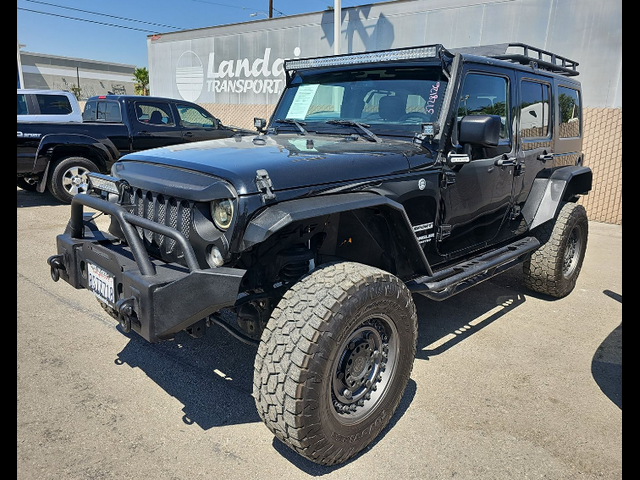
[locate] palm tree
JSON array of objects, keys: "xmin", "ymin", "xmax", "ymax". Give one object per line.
[{"xmin": 133, "ymin": 67, "xmax": 149, "ymax": 96}]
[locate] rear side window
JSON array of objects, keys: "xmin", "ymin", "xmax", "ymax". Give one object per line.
[
  {"xmin": 36, "ymin": 94, "xmax": 73, "ymax": 115},
  {"xmin": 135, "ymin": 102, "xmax": 175, "ymax": 126},
  {"xmin": 17, "ymin": 94, "xmax": 28, "ymax": 115},
  {"xmin": 558, "ymin": 86, "xmax": 581, "ymax": 138},
  {"xmin": 520, "ymin": 80, "xmax": 551, "ymax": 139}
]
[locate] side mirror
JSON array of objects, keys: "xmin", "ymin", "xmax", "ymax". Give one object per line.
[
  {"xmin": 254, "ymin": 117, "xmax": 267, "ymax": 133},
  {"xmin": 459, "ymin": 115, "xmax": 501, "ymax": 147}
]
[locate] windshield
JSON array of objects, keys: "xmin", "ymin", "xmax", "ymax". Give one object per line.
[{"xmin": 272, "ymin": 65, "xmax": 447, "ymax": 136}]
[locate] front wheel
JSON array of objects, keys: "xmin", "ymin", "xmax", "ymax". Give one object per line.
[
  {"xmin": 523, "ymin": 202, "xmax": 588, "ymax": 298},
  {"xmin": 253, "ymin": 262, "xmax": 417, "ymax": 465},
  {"xmin": 47, "ymin": 156, "xmax": 99, "ymax": 204}
]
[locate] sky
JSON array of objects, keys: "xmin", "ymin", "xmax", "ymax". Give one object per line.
[{"xmin": 17, "ymin": 0, "xmax": 393, "ymax": 68}]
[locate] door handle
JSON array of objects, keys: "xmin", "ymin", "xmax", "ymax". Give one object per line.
[
  {"xmin": 537, "ymin": 153, "xmax": 554, "ymax": 162},
  {"xmin": 184, "ymin": 131, "xmax": 193, "ymax": 137},
  {"xmin": 494, "ymin": 156, "xmax": 517, "ymax": 167}
]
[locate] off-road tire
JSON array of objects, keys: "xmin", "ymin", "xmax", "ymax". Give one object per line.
[
  {"xmin": 253, "ymin": 262, "xmax": 417, "ymax": 465},
  {"xmin": 523, "ymin": 202, "xmax": 588, "ymax": 298},
  {"xmin": 48, "ymin": 156, "xmax": 99, "ymax": 204}
]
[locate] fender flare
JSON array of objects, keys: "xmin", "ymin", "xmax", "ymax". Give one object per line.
[
  {"xmin": 240, "ymin": 192, "xmax": 433, "ymax": 277},
  {"xmin": 523, "ymin": 166, "xmax": 592, "ymax": 230},
  {"xmin": 36, "ymin": 133, "xmax": 119, "ymax": 172}
]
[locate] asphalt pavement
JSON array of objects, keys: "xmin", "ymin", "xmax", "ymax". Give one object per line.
[{"xmin": 17, "ymin": 187, "xmax": 622, "ymax": 479}]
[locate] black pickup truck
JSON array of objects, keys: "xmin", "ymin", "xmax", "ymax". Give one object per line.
[{"xmin": 17, "ymin": 94, "xmax": 252, "ymax": 203}]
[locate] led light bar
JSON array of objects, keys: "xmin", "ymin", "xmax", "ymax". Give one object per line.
[
  {"xmin": 88, "ymin": 172, "xmax": 122, "ymax": 195},
  {"xmin": 285, "ymin": 45, "xmax": 440, "ymax": 71}
]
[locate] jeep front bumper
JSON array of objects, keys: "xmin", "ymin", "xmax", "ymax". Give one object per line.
[{"xmin": 48, "ymin": 193, "xmax": 246, "ymax": 343}]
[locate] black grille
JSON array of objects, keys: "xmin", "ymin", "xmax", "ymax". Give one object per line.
[{"xmin": 131, "ymin": 188, "xmax": 193, "ymax": 257}]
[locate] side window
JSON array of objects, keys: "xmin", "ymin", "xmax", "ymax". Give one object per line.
[
  {"xmin": 135, "ymin": 103, "xmax": 175, "ymax": 126},
  {"xmin": 177, "ymin": 105, "xmax": 216, "ymax": 128},
  {"xmin": 520, "ymin": 80, "xmax": 551, "ymax": 139},
  {"xmin": 96, "ymin": 101, "xmax": 122, "ymax": 122},
  {"xmin": 36, "ymin": 94, "xmax": 73, "ymax": 115},
  {"xmin": 457, "ymin": 73, "xmax": 509, "ymax": 140},
  {"xmin": 558, "ymin": 86, "xmax": 581, "ymax": 138},
  {"xmin": 17, "ymin": 94, "xmax": 28, "ymax": 115}
]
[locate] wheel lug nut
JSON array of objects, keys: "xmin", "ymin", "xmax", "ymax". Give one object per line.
[{"xmin": 343, "ymin": 389, "xmax": 352, "ymax": 399}]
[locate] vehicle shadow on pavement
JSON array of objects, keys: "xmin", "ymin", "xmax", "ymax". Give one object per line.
[
  {"xmin": 413, "ymin": 266, "xmax": 527, "ymax": 362},
  {"xmin": 113, "ymin": 315, "xmax": 262, "ymax": 429},
  {"xmin": 591, "ymin": 287, "xmax": 622, "ymax": 410},
  {"xmin": 17, "ymin": 187, "xmax": 64, "ymax": 207}
]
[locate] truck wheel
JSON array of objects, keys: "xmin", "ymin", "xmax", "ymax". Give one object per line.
[
  {"xmin": 523, "ymin": 202, "xmax": 588, "ymax": 298},
  {"xmin": 253, "ymin": 262, "xmax": 417, "ymax": 465},
  {"xmin": 48, "ymin": 156, "xmax": 99, "ymax": 204}
]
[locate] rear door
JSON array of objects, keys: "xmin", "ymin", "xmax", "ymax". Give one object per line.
[
  {"xmin": 130, "ymin": 100, "xmax": 184, "ymax": 151},
  {"xmin": 512, "ymin": 72, "xmax": 554, "ymax": 213}
]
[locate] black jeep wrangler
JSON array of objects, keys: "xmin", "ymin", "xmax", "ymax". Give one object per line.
[{"xmin": 48, "ymin": 43, "xmax": 591, "ymax": 465}]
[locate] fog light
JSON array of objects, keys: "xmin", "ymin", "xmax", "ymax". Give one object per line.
[{"xmin": 207, "ymin": 246, "xmax": 225, "ymax": 267}]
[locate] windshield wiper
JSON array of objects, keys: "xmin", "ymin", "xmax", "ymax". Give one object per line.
[
  {"xmin": 325, "ymin": 120, "xmax": 382, "ymax": 143},
  {"xmin": 274, "ymin": 118, "xmax": 308, "ymax": 135}
]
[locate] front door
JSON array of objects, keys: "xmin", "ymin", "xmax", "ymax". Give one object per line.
[{"xmin": 437, "ymin": 67, "xmax": 517, "ymax": 258}]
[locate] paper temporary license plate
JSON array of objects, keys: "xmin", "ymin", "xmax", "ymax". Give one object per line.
[{"xmin": 87, "ymin": 262, "xmax": 115, "ymax": 306}]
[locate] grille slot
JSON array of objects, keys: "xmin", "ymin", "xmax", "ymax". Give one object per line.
[{"xmin": 131, "ymin": 189, "xmax": 193, "ymax": 257}]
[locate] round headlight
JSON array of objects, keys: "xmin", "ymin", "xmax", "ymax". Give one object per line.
[{"xmin": 211, "ymin": 199, "xmax": 234, "ymax": 230}]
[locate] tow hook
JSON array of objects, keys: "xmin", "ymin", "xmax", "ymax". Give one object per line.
[
  {"xmin": 115, "ymin": 297, "xmax": 136, "ymax": 333},
  {"xmin": 47, "ymin": 255, "xmax": 66, "ymax": 282}
]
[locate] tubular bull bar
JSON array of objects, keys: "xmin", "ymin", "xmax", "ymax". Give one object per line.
[{"xmin": 47, "ymin": 193, "xmax": 246, "ymax": 343}]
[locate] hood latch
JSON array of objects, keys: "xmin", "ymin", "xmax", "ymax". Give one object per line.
[{"xmin": 255, "ymin": 169, "xmax": 276, "ymax": 203}]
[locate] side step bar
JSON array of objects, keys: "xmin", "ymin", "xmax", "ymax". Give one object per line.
[{"xmin": 406, "ymin": 236, "xmax": 540, "ymax": 301}]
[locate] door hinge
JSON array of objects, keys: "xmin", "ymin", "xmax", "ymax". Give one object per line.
[
  {"xmin": 510, "ymin": 205, "xmax": 521, "ymax": 220},
  {"xmin": 440, "ymin": 171, "xmax": 456, "ymax": 188},
  {"xmin": 437, "ymin": 224, "xmax": 452, "ymax": 241},
  {"xmin": 255, "ymin": 169, "xmax": 276, "ymax": 203}
]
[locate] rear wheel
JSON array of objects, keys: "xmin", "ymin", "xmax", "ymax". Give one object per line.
[
  {"xmin": 523, "ymin": 202, "xmax": 588, "ymax": 298},
  {"xmin": 48, "ymin": 156, "xmax": 99, "ymax": 204},
  {"xmin": 253, "ymin": 262, "xmax": 417, "ymax": 465}
]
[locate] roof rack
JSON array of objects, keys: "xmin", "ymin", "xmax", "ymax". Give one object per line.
[{"xmin": 453, "ymin": 43, "xmax": 579, "ymax": 76}]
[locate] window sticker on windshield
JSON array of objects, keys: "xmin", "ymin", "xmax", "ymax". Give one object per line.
[{"xmin": 286, "ymin": 84, "xmax": 319, "ymax": 119}]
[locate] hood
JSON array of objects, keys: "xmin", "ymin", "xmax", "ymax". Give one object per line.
[{"xmin": 118, "ymin": 134, "xmax": 426, "ymax": 195}]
